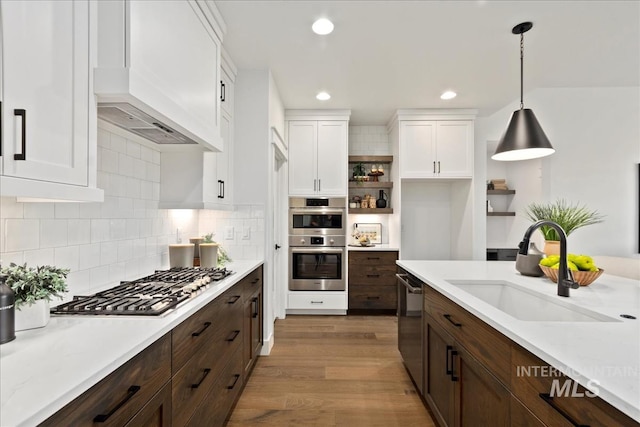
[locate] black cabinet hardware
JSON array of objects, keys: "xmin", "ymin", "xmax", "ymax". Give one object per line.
[
  {"xmin": 191, "ymin": 321, "xmax": 212, "ymax": 337},
  {"xmin": 93, "ymin": 385, "xmax": 140, "ymax": 422},
  {"xmin": 191, "ymin": 368, "xmax": 211, "ymax": 389},
  {"xmin": 444, "ymin": 314, "xmax": 462, "ymax": 327},
  {"xmin": 14, "ymin": 109, "xmax": 26, "ymax": 161}
]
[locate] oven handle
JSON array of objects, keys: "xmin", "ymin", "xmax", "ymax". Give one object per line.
[
  {"xmin": 396, "ymin": 273, "xmax": 422, "ymax": 294},
  {"xmin": 289, "ymin": 208, "xmax": 345, "ymax": 216},
  {"xmin": 290, "ymin": 247, "xmax": 344, "ymax": 255}
]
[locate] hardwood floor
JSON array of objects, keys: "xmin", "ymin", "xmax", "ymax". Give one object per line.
[{"xmin": 227, "ymin": 315, "xmax": 436, "ymax": 426}]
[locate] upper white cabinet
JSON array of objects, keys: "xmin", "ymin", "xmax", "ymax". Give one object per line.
[
  {"xmin": 94, "ymin": 0, "xmax": 226, "ymax": 152},
  {"xmin": 398, "ymin": 111, "xmax": 476, "ymax": 179},
  {"xmin": 0, "ymin": 0, "xmax": 103, "ymax": 201},
  {"xmin": 286, "ymin": 111, "xmax": 350, "ymax": 196}
]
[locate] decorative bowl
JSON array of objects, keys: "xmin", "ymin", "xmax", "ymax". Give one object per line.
[{"xmin": 539, "ymin": 265, "xmax": 604, "ymax": 286}]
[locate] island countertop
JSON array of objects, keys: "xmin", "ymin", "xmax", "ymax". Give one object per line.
[
  {"xmin": 396, "ymin": 260, "xmax": 640, "ymax": 422},
  {"xmin": 0, "ymin": 260, "xmax": 263, "ymax": 427}
]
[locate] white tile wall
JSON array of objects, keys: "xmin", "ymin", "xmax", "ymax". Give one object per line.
[{"xmin": 349, "ymin": 125, "xmax": 391, "ymax": 155}]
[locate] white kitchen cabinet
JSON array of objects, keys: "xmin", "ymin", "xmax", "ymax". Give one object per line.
[
  {"xmin": 0, "ymin": 0, "xmax": 103, "ymax": 201},
  {"xmin": 287, "ymin": 291, "xmax": 347, "ymax": 314},
  {"xmin": 94, "ymin": 0, "xmax": 226, "ymax": 152},
  {"xmin": 400, "ymin": 120, "xmax": 474, "ymax": 178},
  {"xmin": 286, "ymin": 111, "xmax": 350, "ymax": 196}
]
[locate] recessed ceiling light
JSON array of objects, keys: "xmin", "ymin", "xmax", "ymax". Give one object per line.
[
  {"xmin": 316, "ymin": 92, "xmax": 331, "ymax": 101},
  {"xmin": 312, "ymin": 18, "xmax": 334, "ymax": 35},
  {"xmin": 440, "ymin": 91, "xmax": 457, "ymax": 100}
]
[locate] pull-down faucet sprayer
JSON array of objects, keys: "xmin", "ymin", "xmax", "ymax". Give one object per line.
[{"xmin": 518, "ymin": 220, "xmax": 579, "ymax": 297}]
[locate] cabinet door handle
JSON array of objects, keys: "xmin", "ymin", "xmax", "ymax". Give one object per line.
[
  {"xmin": 227, "ymin": 374, "xmax": 241, "ymax": 390},
  {"xmin": 446, "ymin": 345, "xmax": 453, "ymax": 375},
  {"xmin": 221, "ymin": 180, "xmax": 225, "ymax": 199},
  {"xmin": 539, "ymin": 393, "xmax": 589, "ymax": 427},
  {"xmin": 433, "ymin": 161, "xmax": 436, "ymax": 174},
  {"xmin": 252, "ymin": 297, "xmax": 259, "ymax": 318},
  {"xmin": 314, "ymin": 179, "xmax": 317, "ymax": 192},
  {"xmin": 191, "ymin": 368, "xmax": 211, "ymax": 389},
  {"xmin": 220, "ymin": 80, "xmax": 226, "ymax": 102},
  {"xmin": 14, "ymin": 109, "xmax": 26, "ymax": 161},
  {"xmin": 450, "ymin": 350, "xmax": 459, "ymax": 381},
  {"xmin": 227, "ymin": 295, "xmax": 241, "ymax": 304},
  {"xmin": 191, "ymin": 321, "xmax": 212, "ymax": 337},
  {"xmin": 218, "ymin": 180, "xmax": 223, "ymax": 198},
  {"xmin": 226, "ymin": 330, "xmax": 240, "ymax": 342},
  {"xmin": 93, "ymin": 385, "xmax": 140, "ymax": 422},
  {"xmin": 443, "ymin": 314, "xmax": 462, "ymax": 327},
  {"xmin": 318, "ymin": 179, "xmax": 321, "ymax": 191},
  {"xmin": 438, "ymin": 161, "xmax": 441, "ymax": 174}
]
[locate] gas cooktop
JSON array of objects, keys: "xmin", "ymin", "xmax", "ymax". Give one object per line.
[{"xmin": 51, "ymin": 267, "xmax": 233, "ymax": 316}]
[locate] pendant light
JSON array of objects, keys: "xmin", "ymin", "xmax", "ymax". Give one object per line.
[{"xmin": 492, "ymin": 22, "xmax": 555, "ymax": 161}]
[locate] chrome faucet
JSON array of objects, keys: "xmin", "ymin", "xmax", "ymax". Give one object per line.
[{"xmin": 518, "ymin": 220, "xmax": 579, "ymax": 297}]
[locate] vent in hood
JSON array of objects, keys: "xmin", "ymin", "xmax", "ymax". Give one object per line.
[{"xmin": 97, "ymin": 103, "xmax": 198, "ymax": 145}]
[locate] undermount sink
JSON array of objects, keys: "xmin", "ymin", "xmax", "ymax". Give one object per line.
[{"xmin": 446, "ymin": 280, "xmax": 620, "ymax": 322}]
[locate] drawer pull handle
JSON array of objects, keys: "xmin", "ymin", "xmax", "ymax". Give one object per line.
[
  {"xmin": 444, "ymin": 314, "xmax": 462, "ymax": 327},
  {"xmin": 14, "ymin": 109, "xmax": 26, "ymax": 161},
  {"xmin": 93, "ymin": 385, "xmax": 140, "ymax": 422},
  {"xmin": 192, "ymin": 321, "xmax": 212, "ymax": 337},
  {"xmin": 366, "ymin": 274, "xmax": 380, "ymax": 278},
  {"xmin": 227, "ymin": 374, "xmax": 241, "ymax": 390},
  {"xmin": 228, "ymin": 295, "xmax": 241, "ymax": 304},
  {"xmin": 366, "ymin": 296, "xmax": 380, "ymax": 300},
  {"xmin": 367, "ymin": 257, "xmax": 380, "ymax": 260},
  {"xmin": 251, "ymin": 278, "xmax": 260, "ymax": 284},
  {"xmin": 226, "ymin": 330, "xmax": 240, "ymax": 342},
  {"xmin": 539, "ymin": 393, "xmax": 589, "ymax": 427},
  {"xmin": 191, "ymin": 368, "xmax": 211, "ymax": 389},
  {"xmin": 310, "ymin": 300, "xmax": 324, "ymax": 304}
]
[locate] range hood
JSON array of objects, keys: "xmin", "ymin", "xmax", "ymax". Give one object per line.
[
  {"xmin": 97, "ymin": 103, "xmax": 198, "ymax": 145},
  {"xmin": 94, "ymin": 0, "xmax": 224, "ymax": 152}
]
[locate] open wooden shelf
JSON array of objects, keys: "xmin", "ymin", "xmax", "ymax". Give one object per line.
[
  {"xmin": 349, "ymin": 155, "xmax": 393, "ymax": 163},
  {"xmin": 349, "ymin": 208, "xmax": 394, "ymax": 214},
  {"xmin": 487, "ymin": 189, "xmax": 515, "ymax": 195},
  {"xmin": 348, "ymin": 182, "xmax": 393, "ymax": 189},
  {"xmin": 487, "ymin": 212, "xmax": 516, "ymax": 217}
]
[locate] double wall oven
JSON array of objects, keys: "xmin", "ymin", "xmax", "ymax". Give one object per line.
[{"xmin": 289, "ymin": 197, "xmax": 346, "ymax": 291}]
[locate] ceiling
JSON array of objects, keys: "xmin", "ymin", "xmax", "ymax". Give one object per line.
[{"xmin": 216, "ymin": 1, "xmax": 640, "ymax": 125}]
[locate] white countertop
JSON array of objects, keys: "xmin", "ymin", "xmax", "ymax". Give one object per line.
[
  {"xmin": 347, "ymin": 244, "xmax": 399, "ymax": 251},
  {"xmin": 397, "ymin": 260, "xmax": 640, "ymax": 422},
  {"xmin": 0, "ymin": 260, "xmax": 263, "ymax": 427}
]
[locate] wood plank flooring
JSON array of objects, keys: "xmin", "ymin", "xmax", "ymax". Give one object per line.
[{"xmin": 227, "ymin": 315, "xmax": 436, "ymax": 426}]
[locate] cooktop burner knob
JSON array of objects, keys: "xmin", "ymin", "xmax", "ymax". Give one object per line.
[{"xmin": 300, "ymin": 238, "xmax": 305, "ymax": 244}]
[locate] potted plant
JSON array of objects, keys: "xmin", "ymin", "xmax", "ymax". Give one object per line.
[
  {"xmin": 0, "ymin": 263, "xmax": 69, "ymax": 331},
  {"xmin": 200, "ymin": 233, "xmax": 232, "ymax": 268},
  {"xmin": 524, "ymin": 199, "xmax": 604, "ymax": 255}
]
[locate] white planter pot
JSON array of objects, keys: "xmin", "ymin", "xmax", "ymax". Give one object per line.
[
  {"xmin": 199, "ymin": 243, "xmax": 219, "ymax": 268},
  {"xmin": 15, "ymin": 299, "xmax": 50, "ymax": 331}
]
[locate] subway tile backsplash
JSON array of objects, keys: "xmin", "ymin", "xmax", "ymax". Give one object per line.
[{"xmin": 0, "ymin": 127, "xmax": 265, "ymax": 301}]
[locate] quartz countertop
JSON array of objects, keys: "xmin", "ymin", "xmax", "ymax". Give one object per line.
[
  {"xmin": 0, "ymin": 260, "xmax": 263, "ymax": 427},
  {"xmin": 397, "ymin": 260, "xmax": 640, "ymax": 422},
  {"xmin": 347, "ymin": 244, "xmax": 399, "ymax": 251}
]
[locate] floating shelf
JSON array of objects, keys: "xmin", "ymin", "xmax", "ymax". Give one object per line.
[
  {"xmin": 487, "ymin": 212, "xmax": 516, "ymax": 217},
  {"xmin": 487, "ymin": 190, "xmax": 516, "ymax": 195},
  {"xmin": 349, "ymin": 182, "xmax": 393, "ymax": 189},
  {"xmin": 349, "ymin": 208, "xmax": 394, "ymax": 214},
  {"xmin": 349, "ymin": 155, "xmax": 393, "ymax": 163}
]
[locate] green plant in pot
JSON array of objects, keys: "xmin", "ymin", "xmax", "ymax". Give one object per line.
[
  {"xmin": 524, "ymin": 199, "xmax": 604, "ymax": 255},
  {"xmin": 0, "ymin": 263, "xmax": 69, "ymax": 331}
]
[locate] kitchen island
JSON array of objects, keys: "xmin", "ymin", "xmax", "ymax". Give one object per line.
[
  {"xmin": 0, "ymin": 260, "xmax": 263, "ymax": 427},
  {"xmin": 397, "ymin": 260, "xmax": 640, "ymax": 423}
]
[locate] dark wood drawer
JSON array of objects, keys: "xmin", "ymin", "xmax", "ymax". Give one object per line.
[
  {"xmin": 41, "ymin": 334, "xmax": 171, "ymax": 427},
  {"xmin": 348, "ymin": 284, "xmax": 397, "ymax": 309},
  {"xmin": 172, "ymin": 297, "xmax": 221, "ymax": 374},
  {"xmin": 242, "ymin": 265, "xmax": 263, "ymax": 300},
  {"xmin": 349, "ymin": 268, "xmax": 397, "ymax": 286},
  {"xmin": 511, "ymin": 344, "xmax": 639, "ymax": 427},
  {"xmin": 186, "ymin": 346, "xmax": 244, "ymax": 427},
  {"xmin": 423, "ymin": 285, "xmax": 511, "ymax": 385},
  {"xmin": 349, "ymin": 251, "xmax": 398, "ymax": 267}
]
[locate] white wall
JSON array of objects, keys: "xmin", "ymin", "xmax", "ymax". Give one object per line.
[{"xmin": 476, "ymin": 87, "xmax": 640, "ymax": 257}]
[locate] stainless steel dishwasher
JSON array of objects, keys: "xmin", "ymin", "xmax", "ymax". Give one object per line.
[{"xmin": 397, "ymin": 268, "xmax": 423, "ymax": 393}]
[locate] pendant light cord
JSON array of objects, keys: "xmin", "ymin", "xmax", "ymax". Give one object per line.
[{"xmin": 520, "ymin": 31, "xmax": 524, "ymax": 110}]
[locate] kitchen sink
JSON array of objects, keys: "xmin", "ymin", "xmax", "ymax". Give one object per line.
[{"xmin": 446, "ymin": 280, "xmax": 620, "ymax": 322}]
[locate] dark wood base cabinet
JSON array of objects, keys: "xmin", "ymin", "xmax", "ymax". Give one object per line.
[
  {"xmin": 40, "ymin": 265, "xmax": 264, "ymax": 427},
  {"xmin": 422, "ymin": 286, "xmax": 639, "ymax": 427},
  {"xmin": 348, "ymin": 250, "xmax": 398, "ymax": 313}
]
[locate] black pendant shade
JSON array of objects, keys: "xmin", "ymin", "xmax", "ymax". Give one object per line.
[
  {"xmin": 492, "ymin": 22, "xmax": 555, "ymax": 161},
  {"xmin": 492, "ymin": 108, "xmax": 555, "ymax": 161}
]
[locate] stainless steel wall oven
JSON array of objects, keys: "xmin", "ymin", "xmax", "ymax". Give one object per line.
[{"xmin": 289, "ymin": 197, "xmax": 346, "ymax": 291}]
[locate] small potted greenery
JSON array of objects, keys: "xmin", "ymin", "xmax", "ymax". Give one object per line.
[
  {"xmin": 0, "ymin": 263, "xmax": 69, "ymax": 331},
  {"xmin": 524, "ymin": 199, "xmax": 604, "ymax": 255},
  {"xmin": 200, "ymin": 233, "xmax": 232, "ymax": 268}
]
